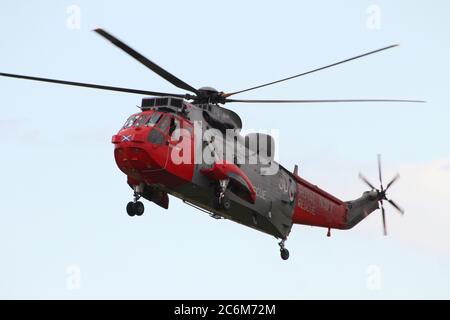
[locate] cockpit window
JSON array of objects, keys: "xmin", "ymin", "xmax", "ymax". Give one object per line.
[
  {"xmin": 134, "ymin": 114, "xmax": 149, "ymax": 127},
  {"xmin": 122, "ymin": 115, "xmax": 139, "ymax": 129},
  {"xmin": 146, "ymin": 112, "xmax": 162, "ymax": 126}
]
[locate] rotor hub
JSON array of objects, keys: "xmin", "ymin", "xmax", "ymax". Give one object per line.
[
  {"xmin": 195, "ymin": 86, "xmax": 226, "ymax": 104},
  {"xmin": 198, "ymin": 86, "xmax": 219, "ymax": 95}
]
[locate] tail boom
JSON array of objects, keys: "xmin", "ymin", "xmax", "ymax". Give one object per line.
[{"xmin": 291, "ymin": 175, "xmax": 379, "ymax": 230}]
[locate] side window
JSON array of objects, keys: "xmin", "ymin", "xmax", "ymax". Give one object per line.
[
  {"xmin": 146, "ymin": 112, "xmax": 162, "ymax": 126},
  {"xmin": 147, "ymin": 129, "xmax": 165, "ymax": 145},
  {"xmin": 157, "ymin": 115, "xmax": 170, "ymax": 132}
]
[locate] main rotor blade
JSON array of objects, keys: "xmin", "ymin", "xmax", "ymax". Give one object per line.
[
  {"xmin": 385, "ymin": 173, "xmax": 400, "ymax": 191},
  {"xmin": 378, "ymin": 154, "xmax": 383, "ymax": 191},
  {"xmin": 0, "ymin": 72, "xmax": 185, "ymax": 97},
  {"xmin": 224, "ymin": 44, "xmax": 400, "ymax": 97},
  {"xmin": 94, "ymin": 28, "xmax": 199, "ymax": 95},
  {"xmin": 225, "ymin": 98, "xmax": 425, "ymax": 104},
  {"xmin": 387, "ymin": 199, "xmax": 405, "ymax": 215},
  {"xmin": 359, "ymin": 172, "xmax": 376, "ymax": 190}
]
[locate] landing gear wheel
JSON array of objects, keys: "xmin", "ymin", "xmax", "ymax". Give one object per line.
[
  {"xmin": 278, "ymin": 239, "xmax": 289, "ymax": 260},
  {"xmin": 126, "ymin": 188, "xmax": 145, "ymax": 217},
  {"xmin": 134, "ymin": 201, "xmax": 144, "ymax": 216},
  {"xmin": 126, "ymin": 201, "xmax": 145, "ymax": 217},
  {"xmin": 280, "ymin": 248, "xmax": 290, "ymax": 260},
  {"xmin": 126, "ymin": 202, "xmax": 136, "ymax": 217}
]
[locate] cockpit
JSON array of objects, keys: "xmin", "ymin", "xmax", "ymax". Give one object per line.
[
  {"xmin": 122, "ymin": 112, "xmax": 163, "ymax": 129},
  {"xmin": 119, "ymin": 109, "xmax": 191, "ymax": 147}
]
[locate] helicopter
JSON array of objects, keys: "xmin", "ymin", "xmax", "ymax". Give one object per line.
[{"xmin": 0, "ymin": 29, "xmax": 423, "ymax": 260}]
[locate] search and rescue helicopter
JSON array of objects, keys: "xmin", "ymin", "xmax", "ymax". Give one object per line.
[{"xmin": 0, "ymin": 29, "xmax": 423, "ymax": 260}]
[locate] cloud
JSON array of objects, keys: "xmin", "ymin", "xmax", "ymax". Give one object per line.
[
  {"xmin": 309, "ymin": 156, "xmax": 450, "ymax": 257},
  {"xmin": 391, "ymin": 158, "xmax": 450, "ymax": 256}
]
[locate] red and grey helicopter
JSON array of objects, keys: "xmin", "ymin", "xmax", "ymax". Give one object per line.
[{"xmin": 0, "ymin": 29, "xmax": 423, "ymax": 260}]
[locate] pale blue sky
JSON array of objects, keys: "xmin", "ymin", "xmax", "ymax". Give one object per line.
[{"xmin": 1, "ymin": 0, "xmax": 449, "ymax": 299}]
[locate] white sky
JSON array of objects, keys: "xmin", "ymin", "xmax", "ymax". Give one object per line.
[{"xmin": 0, "ymin": 0, "xmax": 449, "ymax": 299}]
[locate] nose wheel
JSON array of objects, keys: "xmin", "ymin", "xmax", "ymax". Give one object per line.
[
  {"xmin": 126, "ymin": 191, "xmax": 145, "ymax": 216},
  {"xmin": 279, "ymin": 240, "xmax": 290, "ymax": 260},
  {"xmin": 126, "ymin": 201, "xmax": 144, "ymax": 216}
]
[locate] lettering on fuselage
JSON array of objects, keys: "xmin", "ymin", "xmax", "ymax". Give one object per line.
[
  {"xmin": 297, "ymin": 186, "xmax": 337, "ymax": 215},
  {"xmin": 318, "ymin": 197, "xmax": 334, "ymax": 213},
  {"xmin": 298, "ymin": 187, "xmax": 317, "ymax": 214},
  {"xmin": 278, "ymin": 176, "xmax": 289, "ymax": 193},
  {"xmin": 254, "ymin": 186, "xmax": 267, "ymax": 200}
]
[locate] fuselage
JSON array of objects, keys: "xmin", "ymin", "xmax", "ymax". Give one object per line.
[{"xmin": 112, "ymin": 97, "xmax": 380, "ymax": 239}]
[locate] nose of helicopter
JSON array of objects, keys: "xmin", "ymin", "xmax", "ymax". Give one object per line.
[{"xmin": 112, "ymin": 132, "xmax": 160, "ymax": 176}]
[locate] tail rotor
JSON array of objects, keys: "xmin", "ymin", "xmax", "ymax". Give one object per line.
[{"xmin": 358, "ymin": 155, "xmax": 404, "ymax": 235}]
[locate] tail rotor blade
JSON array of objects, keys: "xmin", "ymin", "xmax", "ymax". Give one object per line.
[
  {"xmin": 381, "ymin": 202, "xmax": 387, "ymax": 236},
  {"xmin": 359, "ymin": 172, "xmax": 376, "ymax": 190},
  {"xmin": 359, "ymin": 156, "xmax": 403, "ymax": 236},
  {"xmin": 377, "ymin": 154, "xmax": 383, "ymax": 191},
  {"xmin": 385, "ymin": 173, "xmax": 400, "ymax": 191},
  {"xmin": 388, "ymin": 199, "xmax": 405, "ymax": 215}
]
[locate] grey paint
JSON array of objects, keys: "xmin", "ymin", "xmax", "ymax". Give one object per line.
[{"xmin": 137, "ymin": 99, "xmax": 380, "ymax": 240}]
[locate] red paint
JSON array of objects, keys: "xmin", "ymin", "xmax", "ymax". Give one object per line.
[
  {"xmin": 200, "ymin": 161, "xmax": 256, "ymax": 204},
  {"xmin": 113, "ymin": 110, "xmax": 349, "ymax": 230},
  {"xmin": 113, "ymin": 110, "xmax": 194, "ymax": 189},
  {"xmin": 291, "ymin": 175, "xmax": 348, "ymax": 229}
]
